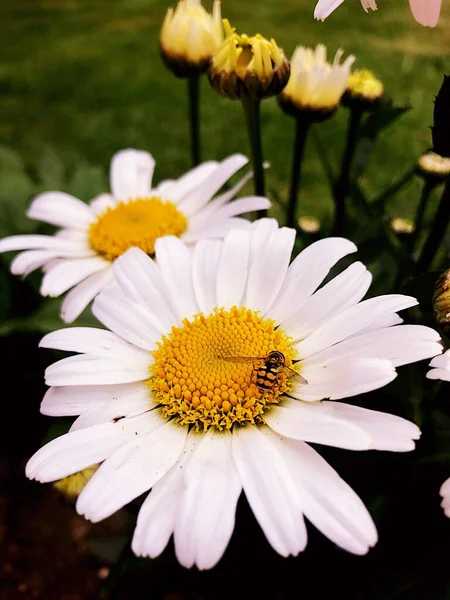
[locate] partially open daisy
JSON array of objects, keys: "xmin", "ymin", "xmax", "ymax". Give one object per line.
[
  {"xmin": 0, "ymin": 149, "xmax": 269, "ymax": 323},
  {"xmin": 27, "ymin": 220, "xmax": 442, "ymax": 569}
]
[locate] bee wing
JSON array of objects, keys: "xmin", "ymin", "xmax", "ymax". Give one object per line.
[
  {"xmin": 221, "ymin": 356, "xmax": 265, "ymax": 364},
  {"xmin": 282, "ymin": 365, "xmax": 308, "ymax": 385}
]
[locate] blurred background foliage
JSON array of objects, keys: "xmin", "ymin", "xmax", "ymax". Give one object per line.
[{"xmin": 1, "ymin": 1, "xmax": 450, "ymax": 599}]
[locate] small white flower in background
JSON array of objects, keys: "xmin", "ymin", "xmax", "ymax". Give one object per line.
[
  {"xmin": 427, "ymin": 349, "xmax": 450, "ymax": 518},
  {"xmin": 314, "ymin": 0, "xmax": 442, "ymax": 27},
  {"xmin": 26, "ymin": 220, "xmax": 442, "ymax": 569},
  {"xmin": 0, "ymin": 150, "xmax": 269, "ymax": 323},
  {"xmin": 279, "ymin": 44, "xmax": 355, "ymax": 118}
]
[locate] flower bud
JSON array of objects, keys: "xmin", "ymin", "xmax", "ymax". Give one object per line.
[
  {"xmin": 208, "ymin": 19, "xmax": 290, "ymax": 100},
  {"xmin": 298, "ymin": 216, "xmax": 321, "ymax": 234},
  {"xmin": 417, "ymin": 151, "xmax": 450, "ymax": 183},
  {"xmin": 434, "ymin": 268, "xmax": 450, "ymax": 335},
  {"xmin": 160, "ymin": 0, "xmax": 223, "ymax": 77},
  {"xmin": 279, "ymin": 45, "xmax": 355, "ymax": 122},
  {"xmin": 342, "ymin": 68, "xmax": 384, "ymax": 111},
  {"xmin": 391, "ymin": 217, "xmax": 414, "ymax": 235},
  {"xmin": 53, "ymin": 465, "xmax": 98, "ymax": 500}
]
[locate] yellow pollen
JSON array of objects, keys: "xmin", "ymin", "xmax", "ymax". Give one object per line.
[
  {"xmin": 148, "ymin": 306, "xmax": 299, "ymax": 432},
  {"xmin": 88, "ymin": 197, "xmax": 188, "ymax": 261}
]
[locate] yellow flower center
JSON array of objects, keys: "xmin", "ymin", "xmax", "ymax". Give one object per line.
[
  {"xmin": 88, "ymin": 197, "xmax": 188, "ymax": 261},
  {"xmin": 149, "ymin": 306, "xmax": 299, "ymax": 432}
]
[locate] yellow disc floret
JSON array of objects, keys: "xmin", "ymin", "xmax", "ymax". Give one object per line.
[
  {"xmin": 89, "ymin": 197, "xmax": 188, "ymax": 261},
  {"xmin": 149, "ymin": 306, "xmax": 298, "ymax": 431}
]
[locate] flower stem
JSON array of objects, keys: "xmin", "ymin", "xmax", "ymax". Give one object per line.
[
  {"xmin": 332, "ymin": 107, "xmax": 363, "ymax": 234},
  {"xmin": 407, "ymin": 179, "xmax": 436, "ymax": 257},
  {"xmin": 188, "ymin": 73, "xmax": 201, "ymax": 167},
  {"xmin": 415, "ymin": 177, "xmax": 450, "ymax": 273},
  {"xmin": 242, "ymin": 96, "xmax": 266, "ymax": 217},
  {"xmin": 286, "ymin": 117, "xmax": 311, "ymax": 229}
]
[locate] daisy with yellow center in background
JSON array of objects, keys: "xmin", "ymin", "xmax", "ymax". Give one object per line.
[
  {"xmin": 27, "ymin": 220, "xmax": 442, "ymax": 569},
  {"xmin": 314, "ymin": 0, "xmax": 442, "ymax": 28},
  {"xmin": 0, "ymin": 149, "xmax": 269, "ymax": 323}
]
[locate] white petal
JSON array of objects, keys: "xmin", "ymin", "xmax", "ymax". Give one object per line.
[
  {"xmin": 266, "ymin": 400, "xmax": 371, "ymax": 450},
  {"xmin": 0, "ymin": 234, "xmax": 91, "ymax": 254},
  {"xmin": 429, "ymin": 349, "xmax": 450, "ymax": 370},
  {"xmin": 216, "ymin": 229, "xmax": 249, "ymax": 308},
  {"xmin": 192, "ymin": 240, "xmax": 222, "ymax": 315},
  {"xmin": 211, "ymin": 196, "xmax": 271, "ymax": 219},
  {"xmin": 10, "ymin": 250, "xmax": 60, "ymax": 277},
  {"xmin": 232, "ymin": 426, "xmax": 307, "ymax": 557},
  {"xmin": 270, "ymin": 437, "xmax": 378, "ymax": 554},
  {"xmin": 26, "ymin": 412, "xmax": 161, "ymax": 482},
  {"xmin": 177, "ymin": 154, "xmax": 248, "ymax": 217},
  {"xmin": 245, "ymin": 227, "xmax": 296, "ymax": 315},
  {"xmin": 27, "ymin": 192, "xmax": 94, "ymax": 228},
  {"xmin": 89, "ymin": 193, "xmax": 115, "ymax": 215},
  {"xmin": 154, "ymin": 236, "xmax": 198, "ymax": 321},
  {"xmin": 132, "ymin": 436, "xmax": 198, "ymax": 560},
  {"xmin": 45, "ymin": 353, "xmax": 150, "ymax": 386},
  {"xmin": 60, "ymin": 266, "xmax": 115, "ymax": 323},
  {"xmin": 76, "ymin": 420, "xmax": 187, "ymax": 522},
  {"xmin": 174, "ymin": 431, "xmax": 242, "ymax": 570},
  {"xmin": 93, "ymin": 289, "xmax": 160, "ymax": 352},
  {"xmin": 427, "ymin": 368, "xmax": 450, "ymax": 382},
  {"xmin": 283, "ymin": 262, "xmax": 372, "ymax": 340},
  {"xmin": 302, "ymin": 325, "xmax": 442, "ymax": 369},
  {"xmin": 294, "ymin": 295, "xmax": 418, "ymax": 359},
  {"xmin": 41, "ymin": 382, "xmax": 148, "ymax": 416},
  {"xmin": 291, "ymin": 357, "xmax": 396, "ymax": 402},
  {"xmin": 354, "ymin": 313, "xmax": 404, "ymax": 336},
  {"xmin": 268, "ymin": 238, "xmax": 357, "ymax": 324},
  {"xmin": 314, "ymin": 0, "xmax": 346, "ymax": 21},
  {"xmin": 160, "ymin": 161, "xmax": 219, "ymax": 203},
  {"xmin": 182, "ymin": 217, "xmax": 251, "ymax": 243},
  {"xmin": 40, "ymin": 327, "xmax": 149, "ymax": 361},
  {"xmin": 70, "ymin": 390, "xmax": 153, "ymax": 431},
  {"xmin": 40, "ymin": 257, "xmax": 110, "ymax": 297},
  {"xmin": 110, "ymin": 149, "xmax": 156, "ymax": 200},
  {"xmin": 112, "ymin": 248, "xmax": 178, "ymax": 334}
]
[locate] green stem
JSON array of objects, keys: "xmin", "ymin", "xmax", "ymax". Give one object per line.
[
  {"xmin": 188, "ymin": 74, "xmax": 201, "ymax": 167},
  {"xmin": 286, "ymin": 117, "xmax": 311, "ymax": 229},
  {"xmin": 332, "ymin": 107, "xmax": 363, "ymax": 234},
  {"xmin": 415, "ymin": 177, "xmax": 450, "ymax": 274},
  {"xmin": 242, "ymin": 96, "xmax": 266, "ymax": 218},
  {"xmin": 407, "ymin": 179, "xmax": 436, "ymax": 257}
]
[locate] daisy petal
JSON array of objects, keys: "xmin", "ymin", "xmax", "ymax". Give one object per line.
[
  {"xmin": 161, "ymin": 161, "xmax": 219, "ymax": 203},
  {"xmin": 192, "ymin": 240, "xmax": 222, "ymax": 315},
  {"xmin": 314, "ymin": 0, "xmax": 346, "ymax": 20},
  {"xmin": 0, "ymin": 235, "xmax": 90, "ymax": 254},
  {"xmin": 232, "ymin": 426, "xmax": 307, "ymax": 557},
  {"xmin": 27, "ymin": 192, "xmax": 94, "ymax": 228},
  {"xmin": 41, "ymin": 382, "xmax": 147, "ymax": 416},
  {"xmin": 89, "ymin": 193, "xmax": 115, "ymax": 215},
  {"xmin": 268, "ymin": 238, "xmax": 357, "ymax": 324},
  {"xmin": 60, "ymin": 266, "xmax": 115, "ymax": 323},
  {"xmin": 174, "ymin": 431, "xmax": 242, "ymax": 570},
  {"xmin": 76, "ymin": 420, "xmax": 187, "ymax": 522},
  {"xmin": 216, "ymin": 229, "xmax": 250, "ymax": 308},
  {"xmin": 40, "ymin": 257, "xmax": 110, "ymax": 297},
  {"xmin": 26, "ymin": 412, "xmax": 160, "ymax": 482},
  {"xmin": 10, "ymin": 250, "xmax": 61, "ymax": 276},
  {"xmin": 110, "ymin": 149, "xmax": 156, "ymax": 200},
  {"xmin": 271, "ymin": 437, "xmax": 378, "ymax": 555},
  {"xmin": 212, "ymin": 196, "xmax": 271, "ymax": 219},
  {"xmin": 408, "ymin": 0, "xmax": 441, "ymax": 27}
]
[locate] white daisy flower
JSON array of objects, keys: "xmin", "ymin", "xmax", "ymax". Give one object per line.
[
  {"xmin": 427, "ymin": 349, "xmax": 450, "ymax": 519},
  {"xmin": 0, "ymin": 149, "xmax": 269, "ymax": 323},
  {"xmin": 27, "ymin": 220, "xmax": 442, "ymax": 569}
]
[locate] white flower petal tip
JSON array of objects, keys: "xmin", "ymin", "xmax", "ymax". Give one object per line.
[
  {"xmin": 427, "ymin": 349, "xmax": 450, "ymax": 382},
  {"xmin": 440, "ymin": 477, "xmax": 450, "ymax": 518},
  {"xmin": 110, "ymin": 149, "xmax": 156, "ymax": 200},
  {"xmin": 409, "ymin": 0, "xmax": 441, "ymax": 27}
]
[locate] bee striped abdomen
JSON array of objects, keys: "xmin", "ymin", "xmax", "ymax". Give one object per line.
[{"xmin": 256, "ymin": 365, "xmax": 279, "ymax": 391}]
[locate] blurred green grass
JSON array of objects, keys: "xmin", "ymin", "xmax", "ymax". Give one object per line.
[{"xmin": 0, "ymin": 0, "xmax": 449, "ymax": 225}]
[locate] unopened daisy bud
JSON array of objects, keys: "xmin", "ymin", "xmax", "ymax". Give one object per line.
[
  {"xmin": 208, "ymin": 19, "xmax": 290, "ymax": 100},
  {"xmin": 54, "ymin": 465, "xmax": 98, "ymax": 501},
  {"xmin": 279, "ymin": 45, "xmax": 355, "ymax": 122},
  {"xmin": 417, "ymin": 151, "xmax": 450, "ymax": 183},
  {"xmin": 391, "ymin": 217, "xmax": 415, "ymax": 235},
  {"xmin": 343, "ymin": 68, "xmax": 384, "ymax": 111},
  {"xmin": 298, "ymin": 215, "xmax": 321, "ymax": 233},
  {"xmin": 160, "ymin": 0, "xmax": 223, "ymax": 77},
  {"xmin": 433, "ymin": 268, "xmax": 450, "ymax": 335}
]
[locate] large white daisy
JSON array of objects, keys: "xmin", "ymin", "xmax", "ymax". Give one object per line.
[
  {"xmin": 0, "ymin": 149, "xmax": 269, "ymax": 323},
  {"xmin": 427, "ymin": 349, "xmax": 450, "ymax": 518},
  {"xmin": 27, "ymin": 220, "xmax": 442, "ymax": 569}
]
